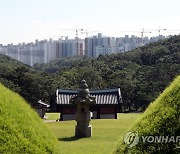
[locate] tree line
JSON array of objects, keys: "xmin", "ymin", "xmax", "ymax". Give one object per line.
[{"xmin": 0, "ymin": 35, "xmax": 180, "ymax": 111}]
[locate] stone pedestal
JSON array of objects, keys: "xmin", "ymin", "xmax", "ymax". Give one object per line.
[
  {"xmin": 75, "ymin": 125, "xmax": 92, "ymax": 137},
  {"xmin": 75, "ymin": 111, "xmax": 92, "ymax": 137}
]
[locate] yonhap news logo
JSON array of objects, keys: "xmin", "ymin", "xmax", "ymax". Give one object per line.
[
  {"xmin": 124, "ymin": 131, "xmax": 139, "ymax": 147},
  {"xmin": 124, "ymin": 131, "xmax": 180, "ymax": 148}
]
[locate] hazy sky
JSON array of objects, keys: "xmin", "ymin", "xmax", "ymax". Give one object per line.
[{"xmin": 0, "ymin": 0, "xmax": 180, "ymax": 44}]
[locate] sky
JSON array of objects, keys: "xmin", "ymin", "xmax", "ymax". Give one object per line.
[{"xmin": 0, "ymin": 0, "xmax": 180, "ymax": 45}]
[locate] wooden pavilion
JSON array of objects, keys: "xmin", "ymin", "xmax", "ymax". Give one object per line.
[{"xmin": 56, "ymin": 88, "xmax": 123, "ymax": 121}]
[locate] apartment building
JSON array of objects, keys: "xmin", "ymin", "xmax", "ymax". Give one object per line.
[
  {"xmin": 85, "ymin": 33, "xmax": 116, "ymax": 57},
  {"xmin": 0, "ymin": 34, "xmax": 170, "ymax": 65},
  {"xmin": 0, "ymin": 38, "xmax": 84, "ymax": 66}
]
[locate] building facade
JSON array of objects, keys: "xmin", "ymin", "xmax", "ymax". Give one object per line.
[
  {"xmin": 85, "ymin": 33, "xmax": 117, "ymax": 57},
  {"xmin": 56, "ymin": 88, "xmax": 123, "ymax": 121}
]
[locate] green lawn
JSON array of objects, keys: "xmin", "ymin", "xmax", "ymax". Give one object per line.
[
  {"xmin": 46, "ymin": 113, "xmax": 141, "ymax": 154},
  {"xmin": 46, "ymin": 112, "xmax": 60, "ymax": 120}
]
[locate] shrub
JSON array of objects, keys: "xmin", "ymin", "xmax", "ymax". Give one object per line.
[
  {"xmin": 114, "ymin": 75, "xmax": 180, "ymax": 153},
  {"xmin": 0, "ymin": 83, "xmax": 57, "ymax": 154}
]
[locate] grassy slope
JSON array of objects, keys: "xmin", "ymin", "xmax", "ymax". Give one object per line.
[
  {"xmin": 0, "ymin": 83, "xmax": 57, "ymax": 154},
  {"xmin": 46, "ymin": 113, "xmax": 60, "ymax": 120},
  {"xmin": 114, "ymin": 75, "xmax": 180, "ymax": 153},
  {"xmin": 46, "ymin": 113, "xmax": 141, "ymax": 154}
]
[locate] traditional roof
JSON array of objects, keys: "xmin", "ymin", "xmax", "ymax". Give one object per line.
[
  {"xmin": 56, "ymin": 88, "xmax": 123, "ymax": 105},
  {"xmin": 33, "ymin": 100, "xmax": 50, "ymax": 108}
]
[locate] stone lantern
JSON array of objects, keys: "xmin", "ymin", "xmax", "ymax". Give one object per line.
[{"xmin": 70, "ymin": 80, "xmax": 95, "ymax": 137}]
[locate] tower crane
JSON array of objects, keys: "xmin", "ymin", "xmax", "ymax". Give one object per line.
[
  {"xmin": 156, "ymin": 28, "xmax": 166, "ymax": 40},
  {"xmin": 157, "ymin": 28, "xmax": 166, "ymax": 36},
  {"xmin": 118, "ymin": 28, "xmax": 151, "ymax": 39},
  {"xmin": 81, "ymin": 30, "xmax": 98, "ymax": 37},
  {"xmin": 150, "ymin": 27, "xmax": 166, "ymax": 40},
  {"xmin": 118, "ymin": 28, "xmax": 151, "ymax": 45},
  {"xmin": 140, "ymin": 28, "xmax": 151, "ymax": 44},
  {"xmin": 60, "ymin": 27, "xmax": 84, "ymax": 55},
  {"xmin": 60, "ymin": 27, "xmax": 83, "ymax": 39},
  {"xmin": 141, "ymin": 28, "xmax": 151, "ymax": 39}
]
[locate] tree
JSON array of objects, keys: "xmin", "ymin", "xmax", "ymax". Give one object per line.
[{"xmin": 77, "ymin": 66, "xmax": 106, "ymax": 89}]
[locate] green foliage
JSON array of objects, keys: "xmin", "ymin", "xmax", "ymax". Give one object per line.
[
  {"xmin": 77, "ymin": 66, "xmax": 106, "ymax": 89},
  {"xmin": 0, "ymin": 83, "xmax": 57, "ymax": 154},
  {"xmin": 35, "ymin": 35, "xmax": 180, "ymax": 111},
  {"xmin": 0, "ymin": 54, "xmax": 54, "ymax": 105},
  {"xmin": 0, "ymin": 35, "xmax": 180, "ymax": 111},
  {"xmin": 114, "ymin": 75, "xmax": 180, "ymax": 153}
]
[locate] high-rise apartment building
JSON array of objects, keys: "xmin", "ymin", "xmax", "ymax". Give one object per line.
[
  {"xmin": 0, "ymin": 38, "xmax": 84, "ymax": 66},
  {"xmin": 0, "ymin": 34, "xmax": 170, "ymax": 66},
  {"xmin": 85, "ymin": 33, "xmax": 116, "ymax": 57}
]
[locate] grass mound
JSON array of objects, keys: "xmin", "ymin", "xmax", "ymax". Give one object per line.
[
  {"xmin": 0, "ymin": 83, "xmax": 57, "ymax": 154},
  {"xmin": 114, "ymin": 75, "xmax": 180, "ymax": 154}
]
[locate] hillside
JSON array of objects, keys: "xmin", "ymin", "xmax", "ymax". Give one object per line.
[
  {"xmin": 0, "ymin": 83, "xmax": 57, "ymax": 153},
  {"xmin": 114, "ymin": 75, "xmax": 180, "ymax": 153},
  {"xmin": 0, "ymin": 54, "xmax": 55, "ymax": 105},
  {"xmin": 34, "ymin": 35, "xmax": 180, "ymax": 111},
  {"xmin": 0, "ymin": 35, "xmax": 180, "ymax": 111}
]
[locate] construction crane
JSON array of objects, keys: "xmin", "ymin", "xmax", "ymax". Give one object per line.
[
  {"xmin": 60, "ymin": 27, "xmax": 83, "ymax": 39},
  {"xmin": 119, "ymin": 29, "xmax": 151, "ymax": 38},
  {"xmin": 150, "ymin": 27, "xmax": 166, "ymax": 36},
  {"xmin": 81, "ymin": 30, "xmax": 98, "ymax": 37},
  {"xmin": 140, "ymin": 28, "xmax": 151, "ymax": 44},
  {"xmin": 141, "ymin": 28, "xmax": 151, "ymax": 39},
  {"xmin": 157, "ymin": 28, "xmax": 166, "ymax": 36},
  {"xmin": 118, "ymin": 28, "xmax": 151, "ymax": 45},
  {"xmin": 60, "ymin": 27, "xmax": 84, "ymax": 55}
]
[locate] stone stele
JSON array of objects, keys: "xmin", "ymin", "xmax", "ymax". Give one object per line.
[{"xmin": 70, "ymin": 80, "xmax": 95, "ymax": 137}]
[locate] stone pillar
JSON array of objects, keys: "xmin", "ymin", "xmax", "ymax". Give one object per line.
[
  {"xmin": 75, "ymin": 111, "xmax": 92, "ymax": 137},
  {"xmin": 70, "ymin": 80, "xmax": 95, "ymax": 137}
]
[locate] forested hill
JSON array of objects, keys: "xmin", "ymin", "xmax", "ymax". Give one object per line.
[
  {"xmin": 34, "ymin": 35, "xmax": 180, "ymax": 110},
  {"xmin": 0, "ymin": 35, "xmax": 180, "ymax": 111},
  {"xmin": 0, "ymin": 54, "xmax": 55, "ymax": 106}
]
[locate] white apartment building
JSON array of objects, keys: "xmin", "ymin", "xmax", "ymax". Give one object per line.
[
  {"xmin": 0, "ymin": 38, "xmax": 84, "ymax": 66},
  {"xmin": 94, "ymin": 46, "xmax": 118, "ymax": 57},
  {"xmin": 85, "ymin": 33, "xmax": 116, "ymax": 57},
  {"xmin": 57, "ymin": 38, "xmax": 84, "ymax": 57},
  {"xmin": 0, "ymin": 34, "xmax": 170, "ymax": 65}
]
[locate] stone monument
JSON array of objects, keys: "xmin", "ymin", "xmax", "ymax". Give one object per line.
[{"xmin": 70, "ymin": 80, "xmax": 95, "ymax": 137}]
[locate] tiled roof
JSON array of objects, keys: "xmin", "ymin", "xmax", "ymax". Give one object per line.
[
  {"xmin": 56, "ymin": 88, "xmax": 123, "ymax": 105},
  {"xmin": 34, "ymin": 100, "xmax": 50, "ymax": 108}
]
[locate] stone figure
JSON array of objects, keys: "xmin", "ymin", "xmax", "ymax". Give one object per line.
[{"xmin": 70, "ymin": 80, "xmax": 95, "ymax": 137}]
